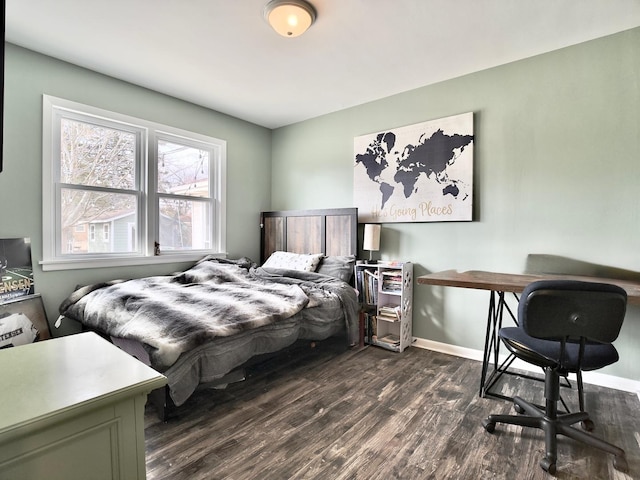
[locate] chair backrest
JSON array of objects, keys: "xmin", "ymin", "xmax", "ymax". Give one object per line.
[{"xmin": 518, "ymin": 280, "xmax": 627, "ymax": 344}]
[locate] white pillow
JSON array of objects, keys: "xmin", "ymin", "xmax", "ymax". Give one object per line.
[{"xmin": 262, "ymin": 251, "xmax": 323, "ymax": 272}]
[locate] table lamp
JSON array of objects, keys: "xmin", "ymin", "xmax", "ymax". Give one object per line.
[{"xmin": 363, "ymin": 224, "xmax": 381, "ymax": 264}]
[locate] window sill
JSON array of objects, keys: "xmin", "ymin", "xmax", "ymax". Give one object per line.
[{"xmin": 40, "ymin": 252, "xmax": 227, "ymax": 272}]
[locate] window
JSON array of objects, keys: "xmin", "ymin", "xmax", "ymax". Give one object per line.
[{"xmin": 42, "ymin": 95, "xmax": 227, "ymax": 271}]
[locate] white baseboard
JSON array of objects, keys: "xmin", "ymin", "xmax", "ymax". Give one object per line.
[{"xmin": 412, "ymin": 337, "xmax": 640, "ymax": 402}]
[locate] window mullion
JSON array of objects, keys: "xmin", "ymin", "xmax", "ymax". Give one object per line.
[{"xmin": 146, "ymin": 130, "xmax": 157, "ymax": 256}]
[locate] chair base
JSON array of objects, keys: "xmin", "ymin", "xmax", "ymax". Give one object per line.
[{"xmin": 483, "ymin": 395, "xmax": 628, "ymax": 475}]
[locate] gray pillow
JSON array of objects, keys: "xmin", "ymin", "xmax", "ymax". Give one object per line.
[{"xmin": 317, "ymin": 255, "xmax": 356, "ymax": 282}]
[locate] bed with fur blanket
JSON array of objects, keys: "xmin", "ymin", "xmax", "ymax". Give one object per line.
[{"xmin": 59, "ymin": 256, "xmax": 359, "ymax": 411}]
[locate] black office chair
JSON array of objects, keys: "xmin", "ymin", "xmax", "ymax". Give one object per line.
[{"xmin": 482, "ymin": 280, "xmax": 628, "ymax": 474}]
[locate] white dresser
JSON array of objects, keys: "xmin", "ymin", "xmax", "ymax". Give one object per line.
[{"xmin": 0, "ymin": 332, "xmax": 167, "ymax": 480}]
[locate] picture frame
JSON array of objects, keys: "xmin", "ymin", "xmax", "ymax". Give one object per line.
[
  {"xmin": 0, "ymin": 0, "xmax": 4, "ymax": 173},
  {"xmin": 0, "ymin": 294, "xmax": 51, "ymax": 349},
  {"xmin": 354, "ymin": 112, "xmax": 474, "ymax": 223}
]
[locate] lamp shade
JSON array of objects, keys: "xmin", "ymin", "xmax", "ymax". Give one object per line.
[
  {"xmin": 363, "ymin": 224, "xmax": 381, "ymax": 252},
  {"xmin": 264, "ymin": 0, "xmax": 316, "ymax": 38}
]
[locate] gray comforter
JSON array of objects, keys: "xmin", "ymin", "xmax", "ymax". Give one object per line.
[{"xmin": 59, "ymin": 257, "xmax": 359, "ymax": 372}]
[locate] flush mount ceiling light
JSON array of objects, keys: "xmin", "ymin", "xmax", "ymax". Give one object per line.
[{"xmin": 264, "ymin": 0, "xmax": 317, "ymax": 38}]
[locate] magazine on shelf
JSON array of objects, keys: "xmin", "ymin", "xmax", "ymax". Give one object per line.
[
  {"xmin": 377, "ymin": 261, "xmax": 404, "ymax": 267},
  {"xmin": 381, "ymin": 271, "xmax": 402, "ymax": 292}
]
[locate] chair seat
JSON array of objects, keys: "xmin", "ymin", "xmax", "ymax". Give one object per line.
[{"xmin": 499, "ymin": 326, "xmax": 619, "ymax": 371}]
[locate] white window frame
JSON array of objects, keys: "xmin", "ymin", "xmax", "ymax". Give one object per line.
[{"xmin": 42, "ymin": 95, "xmax": 227, "ymax": 271}]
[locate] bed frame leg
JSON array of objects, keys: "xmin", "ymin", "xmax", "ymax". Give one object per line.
[{"xmin": 148, "ymin": 385, "xmax": 175, "ymax": 422}]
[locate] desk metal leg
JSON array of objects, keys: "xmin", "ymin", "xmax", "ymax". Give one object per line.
[
  {"xmin": 479, "ymin": 290, "xmax": 519, "ymax": 399},
  {"xmin": 479, "ymin": 290, "xmax": 575, "ymax": 405},
  {"xmin": 480, "ymin": 291, "xmax": 502, "ymax": 396}
]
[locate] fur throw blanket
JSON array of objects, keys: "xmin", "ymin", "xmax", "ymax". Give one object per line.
[{"xmin": 59, "ymin": 257, "xmax": 357, "ymax": 370}]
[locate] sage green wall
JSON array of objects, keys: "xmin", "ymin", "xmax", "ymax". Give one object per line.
[
  {"xmin": 0, "ymin": 44, "xmax": 272, "ymax": 333},
  {"xmin": 271, "ymin": 28, "xmax": 640, "ymax": 381}
]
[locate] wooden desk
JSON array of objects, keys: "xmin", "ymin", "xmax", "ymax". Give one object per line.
[
  {"xmin": 418, "ymin": 270, "xmax": 640, "ymax": 303},
  {"xmin": 0, "ymin": 332, "xmax": 167, "ymax": 480},
  {"xmin": 417, "ymin": 270, "xmax": 640, "ymax": 399}
]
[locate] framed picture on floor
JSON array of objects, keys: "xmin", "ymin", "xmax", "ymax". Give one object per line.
[
  {"xmin": 0, "ymin": 237, "xmax": 35, "ymax": 302},
  {"xmin": 0, "ymin": 294, "xmax": 51, "ymax": 349}
]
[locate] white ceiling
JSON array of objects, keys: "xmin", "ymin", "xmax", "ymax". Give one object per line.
[{"xmin": 6, "ymin": 0, "xmax": 640, "ymax": 129}]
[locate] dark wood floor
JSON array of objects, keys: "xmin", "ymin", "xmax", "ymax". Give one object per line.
[{"xmin": 145, "ymin": 341, "xmax": 640, "ymax": 480}]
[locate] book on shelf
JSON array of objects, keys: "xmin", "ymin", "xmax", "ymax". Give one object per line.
[
  {"xmin": 356, "ymin": 267, "xmax": 379, "ymax": 305},
  {"xmin": 377, "ymin": 304, "xmax": 401, "ymax": 322},
  {"xmin": 377, "ymin": 333, "xmax": 400, "ymax": 346},
  {"xmin": 381, "ymin": 271, "xmax": 402, "ymax": 278},
  {"xmin": 364, "ymin": 269, "xmax": 379, "ymax": 280},
  {"xmin": 363, "ymin": 312, "xmax": 378, "ymax": 344},
  {"xmin": 382, "ymin": 284, "xmax": 401, "ymax": 291}
]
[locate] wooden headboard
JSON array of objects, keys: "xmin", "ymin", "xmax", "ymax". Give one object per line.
[{"xmin": 260, "ymin": 208, "xmax": 358, "ymax": 264}]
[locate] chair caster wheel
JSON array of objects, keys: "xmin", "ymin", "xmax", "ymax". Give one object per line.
[
  {"xmin": 580, "ymin": 418, "xmax": 594, "ymax": 431},
  {"xmin": 613, "ymin": 455, "xmax": 628, "ymax": 473},
  {"xmin": 482, "ymin": 418, "xmax": 495, "ymax": 433},
  {"xmin": 540, "ymin": 457, "xmax": 556, "ymax": 474},
  {"xmin": 514, "ymin": 403, "xmax": 525, "ymax": 414}
]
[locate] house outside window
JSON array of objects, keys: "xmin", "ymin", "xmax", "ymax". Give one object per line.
[{"xmin": 42, "ymin": 95, "xmax": 227, "ymax": 271}]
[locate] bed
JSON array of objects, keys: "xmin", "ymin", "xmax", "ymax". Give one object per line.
[{"xmin": 58, "ymin": 208, "xmax": 359, "ymax": 419}]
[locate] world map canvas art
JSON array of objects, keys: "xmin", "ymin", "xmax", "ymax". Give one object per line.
[{"xmin": 354, "ymin": 112, "xmax": 474, "ymax": 223}]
